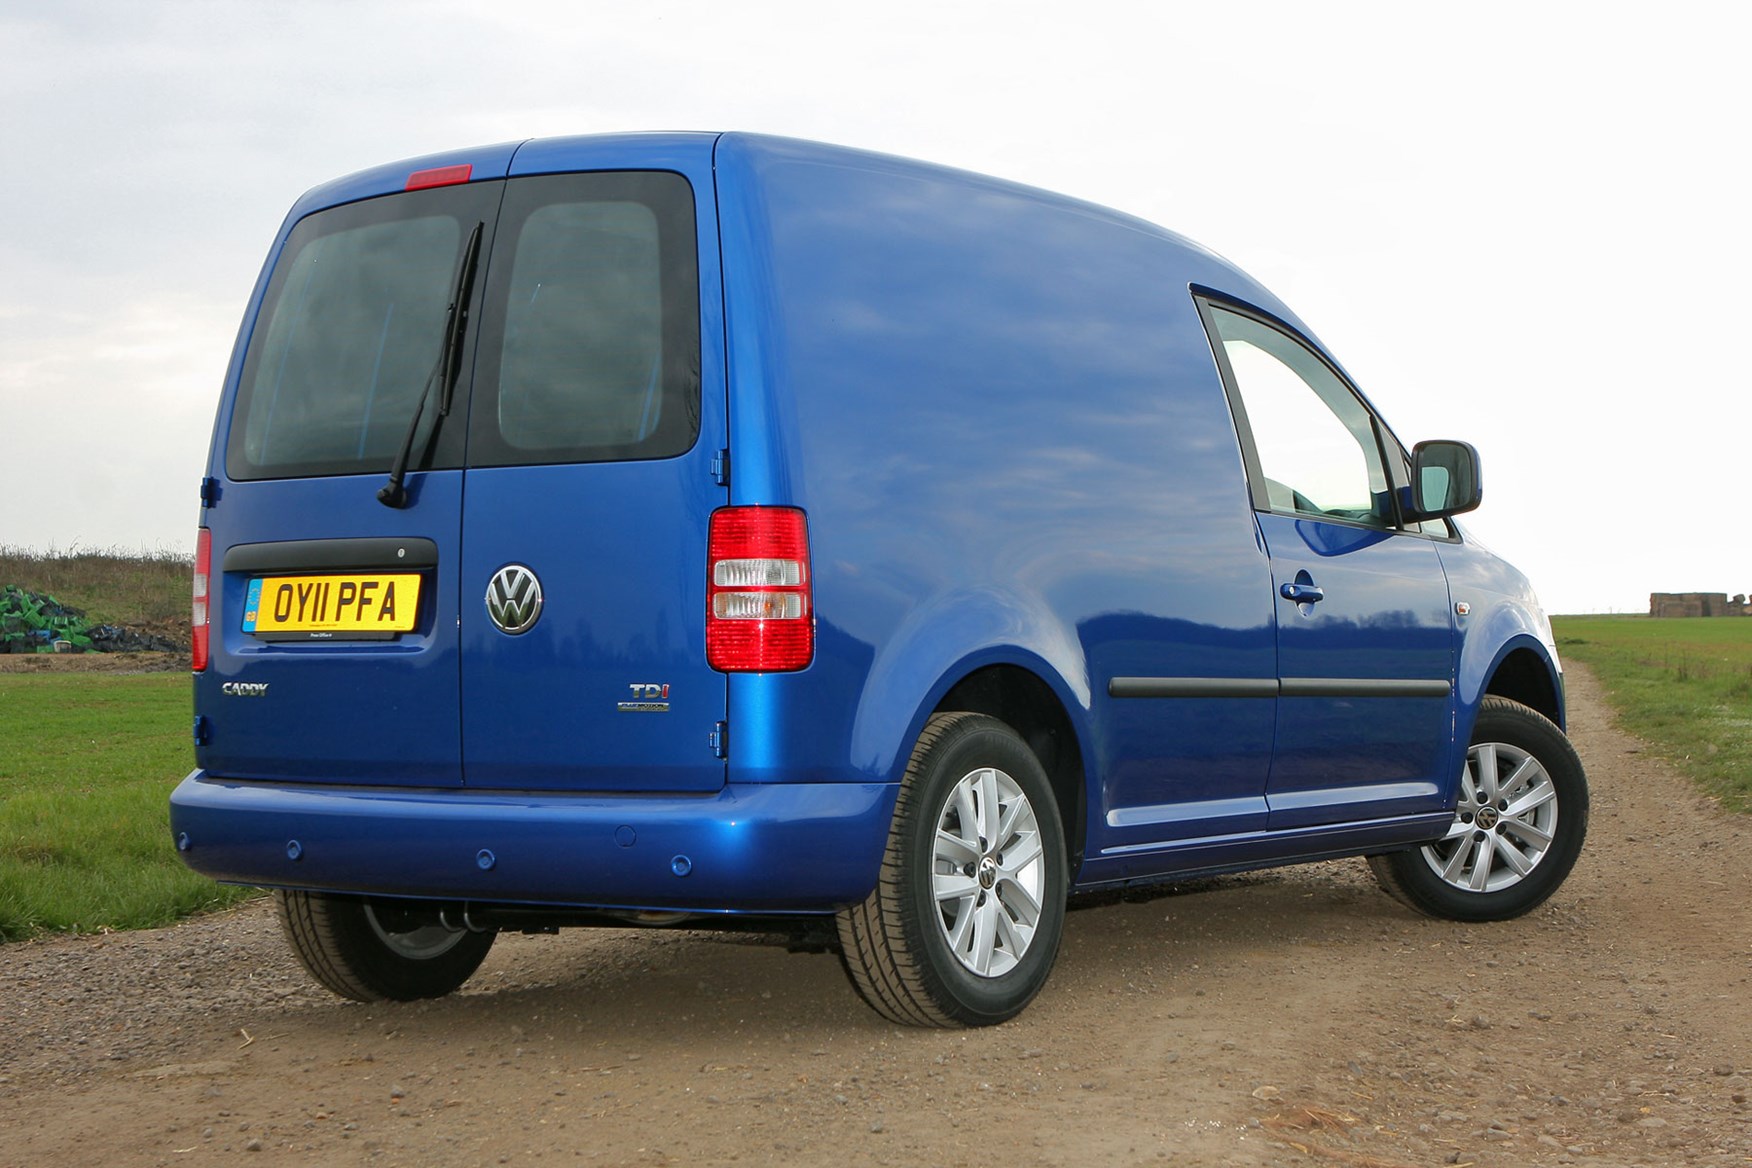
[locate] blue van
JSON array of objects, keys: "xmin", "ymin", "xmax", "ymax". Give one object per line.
[{"xmin": 172, "ymin": 133, "xmax": 1586, "ymax": 1027}]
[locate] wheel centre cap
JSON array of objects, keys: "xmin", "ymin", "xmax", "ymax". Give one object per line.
[
  {"xmin": 1475, "ymin": 806, "xmax": 1501, "ymax": 830},
  {"xmin": 976, "ymin": 855, "xmax": 998, "ymax": 889}
]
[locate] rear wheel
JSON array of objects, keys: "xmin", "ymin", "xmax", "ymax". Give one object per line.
[
  {"xmin": 837, "ymin": 712, "xmax": 1067, "ymax": 1027},
  {"xmin": 1369, "ymin": 696, "xmax": 1588, "ymax": 922},
  {"xmin": 275, "ymin": 891, "xmax": 496, "ymax": 1002}
]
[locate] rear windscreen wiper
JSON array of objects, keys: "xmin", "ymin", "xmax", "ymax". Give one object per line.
[{"xmin": 377, "ymin": 220, "xmax": 484, "ymax": 509}]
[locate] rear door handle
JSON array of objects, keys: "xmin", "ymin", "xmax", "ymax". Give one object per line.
[{"xmin": 1280, "ymin": 581, "xmax": 1325, "ymax": 604}]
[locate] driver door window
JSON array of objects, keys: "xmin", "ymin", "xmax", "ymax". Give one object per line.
[{"xmin": 1203, "ymin": 303, "xmax": 1393, "ymax": 529}]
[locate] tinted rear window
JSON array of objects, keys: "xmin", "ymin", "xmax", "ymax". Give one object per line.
[
  {"xmin": 228, "ymin": 182, "xmax": 495, "ymax": 481},
  {"xmin": 226, "ymin": 171, "xmax": 700, "ymax": 481},
  {"xmin": 467, "ymin": 170, "xmax": 700, "ymax": 467}
]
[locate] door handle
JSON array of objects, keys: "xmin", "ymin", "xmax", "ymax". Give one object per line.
[{"xmin": 1280, "ymin": 581, "xmax": 1325, "ymax": 604}]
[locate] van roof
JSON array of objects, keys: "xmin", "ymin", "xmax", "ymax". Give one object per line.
[{"xmin": 276, "ymin": 131, "xmax": 1320, "ymax": 366}]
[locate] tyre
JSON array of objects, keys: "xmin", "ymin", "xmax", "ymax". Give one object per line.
[
  {"xmin": 1368, "ymin": 696, "xmax": 1588, "ymax": 922},
  {"xmin": 275, "ymin": 890, "xmax": 496, "ymax": 1002},
  {"xmin": 837, "ymin": 712, "xmax": 1068, "ymax": 1027}
]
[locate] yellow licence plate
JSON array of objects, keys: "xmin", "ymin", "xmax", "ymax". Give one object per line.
[{"xmin": 242, "ymin": 573, "xmax": 421, "ymax": 638}]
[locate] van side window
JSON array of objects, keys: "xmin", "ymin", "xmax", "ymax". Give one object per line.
[
  {"xmin": 1202, "ymin": 302, "xmax": 1394, "ymax": 529},
  {"xmin": 468, "ymin": 171, "xmax": 701, "ymax": 467}
]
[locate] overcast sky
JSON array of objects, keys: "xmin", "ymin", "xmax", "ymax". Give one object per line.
[{"xmin": 2, "ymin": 1, "xmax": 1746, "ymax": 614}]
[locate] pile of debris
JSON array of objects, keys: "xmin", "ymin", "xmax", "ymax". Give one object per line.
[{"xmin": 0, "ymin": 586, "xmax": 182, "ymax": 654}]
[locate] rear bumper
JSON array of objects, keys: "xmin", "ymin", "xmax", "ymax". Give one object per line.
[{"xmin": 170, "ymin": 772, "xmax": 899, "ymax": 913}]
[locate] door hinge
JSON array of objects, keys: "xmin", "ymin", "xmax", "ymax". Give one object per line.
[
  {"xmin": 710, "ymin": 720, "xmax": 728, "ymax": 759},
  {"xmin": 192, "ymin": 715, "xmax": 211, "ymax": 746},
  {"xmin": 710, "ymin": 448, "xmax": 730, "ymax": 487},
  {"xmin": 198, "ymin": 476, "xmax": 220, "ymax": 509}
]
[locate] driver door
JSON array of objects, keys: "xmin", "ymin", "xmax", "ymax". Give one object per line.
[{"xmin": 1198, "ymin": 298, "xmax": 1457, "ymax": 830}]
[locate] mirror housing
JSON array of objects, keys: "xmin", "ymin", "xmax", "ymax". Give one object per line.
[{"xmin": 1408, "ymin": 439, "xmax": 1481, "ymax": 520}]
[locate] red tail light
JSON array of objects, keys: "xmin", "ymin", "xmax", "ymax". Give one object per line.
[
  {"xmin": 707, "ymin": 507, "xmax": 813, "ymax": 672},
  {"xmin": 192, "ymin": 528, "xmax": 211, "ymax": 673}
]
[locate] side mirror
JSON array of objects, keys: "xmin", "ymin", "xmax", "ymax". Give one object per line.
[{"xmin": 1409, "ymin": 439, "xmax": 1481, "ymax": 520}]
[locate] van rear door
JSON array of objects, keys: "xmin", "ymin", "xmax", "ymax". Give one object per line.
[
  {"xmin": 199, "ymin": 172, "xmax": 504, "ymax": 787},
  {"xmin": 457, "ymin": 157, "xmax": 729, "ymax": 793}
]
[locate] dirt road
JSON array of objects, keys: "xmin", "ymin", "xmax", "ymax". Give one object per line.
[{"xmin": 4, "ymin": 666, "xmax": 1748, "ymax": 1167}]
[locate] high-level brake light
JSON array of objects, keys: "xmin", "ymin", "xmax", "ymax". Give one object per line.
[
  {"xmin": 405, "ymin": 164, "xmax": 472, "ymax": 191},
  {"xmin": 707, "ymin": 507, "xmax": 813, "ymax": 672}
]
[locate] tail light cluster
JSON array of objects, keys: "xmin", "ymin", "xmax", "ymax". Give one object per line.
[
  {"xmin": 707, "ymin": 507, "xmax": 813, "ymax": 672},
  {"xmin": 192, "ymin": 528, "xmax": 212, "ymax": 672}
]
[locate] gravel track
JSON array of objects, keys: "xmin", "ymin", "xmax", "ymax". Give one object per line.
[{"xmin": 3, "ymin": 664, "xmax": 1749, "ymax": 1166}]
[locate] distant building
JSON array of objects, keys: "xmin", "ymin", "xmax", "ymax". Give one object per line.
[{"xmin": 1648, "ymin": 592, "xmax": 1749, "ymax": 617}]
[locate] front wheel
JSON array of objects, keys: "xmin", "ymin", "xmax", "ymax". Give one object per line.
[
  {"xmin": 837, "ymin": 712, "xmax": 1068, "ymax": 1027},
  {"xmin": 276, "ymin": 891, "xmax": 496, "ymax": 1002},
  {"xmin": 1368, "ymin": 696, "xmax": 1588, "ymax": 922}
]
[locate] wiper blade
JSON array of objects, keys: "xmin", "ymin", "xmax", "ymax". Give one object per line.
[{"xmin": 378, "ymin": 220, "xmax": 484, "ymax": 509}]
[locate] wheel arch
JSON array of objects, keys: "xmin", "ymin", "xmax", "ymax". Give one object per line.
[
  {"xmin": 1444, "ymin": 620, "xmax": 1565, "ymax": 811},
  {"xmin": 1482, "ymin": 642, "xmax": 1563, "ymax": 729},
  {"xmin": 1462, "ymin": 632, "xmax": 1565, "ymax": 735},
  {"xmin": 846, "ymin": 588, "xmax": 1094, "ymax": 859},
  {"xmin": 933, "ymin": 663, "xmax": 1090, "ymax": 877},
  {"xmin": 1441, "ymin": 540, "xmax": 1567, "ymax": 735}
]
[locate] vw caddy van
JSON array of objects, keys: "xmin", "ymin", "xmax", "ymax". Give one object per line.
[{"xmin": 172, "ymin": 133, "xmax": 1586, "ymax": 1027}]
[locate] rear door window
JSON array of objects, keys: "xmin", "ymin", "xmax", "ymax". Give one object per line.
[
  {"xmin": 227, "ymin": 183, "xmax": 498, "ymax": 481},
  {"xmin": 466, "ymin": 171, "xmax": 700, "ymax": 466},
  {"xmin": 227, "ymin": 170, "xmax": 699, "ymax": 482}
]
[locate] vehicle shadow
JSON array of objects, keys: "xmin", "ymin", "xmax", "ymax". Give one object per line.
[{"xmin": 240, "ymin": 857, "xmax": 1414, "ymax": 1052}]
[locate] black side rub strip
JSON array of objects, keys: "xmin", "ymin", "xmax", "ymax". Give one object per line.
[
  {"xmin": 1109, "ymin": 676, "xmax": 1451, "ymax": 699},
  {"xmin": 1108, "ymin": 677, "xmax": 1278, "ymax": 699},
  {"xmin": 1280, "ymin": 678, "xmax": 1452, "ymax": 698}
]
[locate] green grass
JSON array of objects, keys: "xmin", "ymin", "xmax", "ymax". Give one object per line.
[
  {"xmin": 0, "ymin": 543, "xmax": 192, "ymax": 632},
  {"xmin": 1554, "ymin": 615, "xmax": 1752, "ymax": 813},
  {"xmin": 0, "ymin": 673, "xmax": 257, "ymax": 939}
]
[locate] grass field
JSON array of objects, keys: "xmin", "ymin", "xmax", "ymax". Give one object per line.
[
  {"xmin": 0, "ymin": 544, "xmax": 191, "ymax": 632},
  {"xmin": 1553, "ymin": 615, "xmax": 1752, "ymax": 813},
  {"xmin": 0, "ymin": 673, "xmax": 256, "ymax": 939}
]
